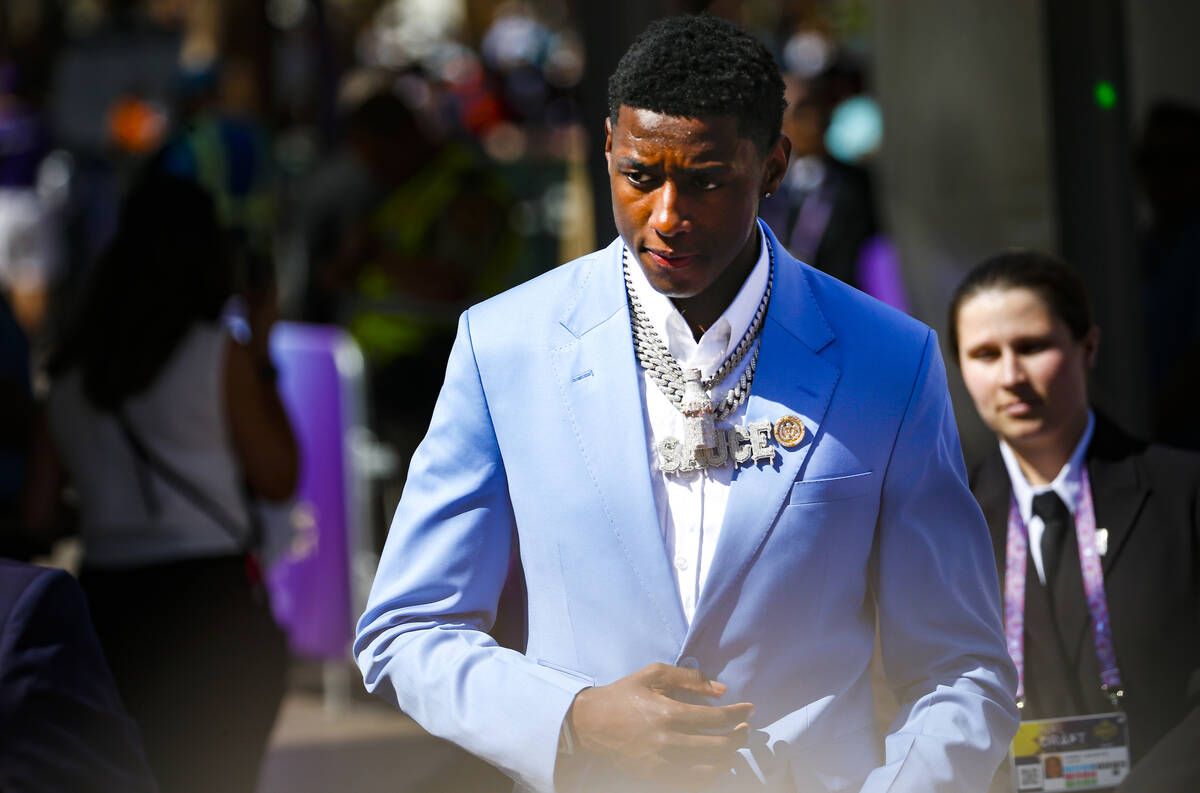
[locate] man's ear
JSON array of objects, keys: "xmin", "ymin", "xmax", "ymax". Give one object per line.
[
  {"xmin": 762, "ymin": 134, "xmax": 790, "ymax": 196},
  {"xmin": 604, "ymin": 116, "xmax": 613, "ymax": 167}
]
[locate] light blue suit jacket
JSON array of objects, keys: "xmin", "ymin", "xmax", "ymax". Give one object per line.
[{"xmin": 356, "ymin": 223, "xmax": 1019, "ymax": 793}]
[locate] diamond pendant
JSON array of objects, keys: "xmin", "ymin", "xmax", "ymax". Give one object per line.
[
  {"xmin": 680, "ymin": 368, "xmax": 716, "ymax": 452},
  {"xmin": 657, "ymin": 420, "xmax": 779, "ymax": 475}
]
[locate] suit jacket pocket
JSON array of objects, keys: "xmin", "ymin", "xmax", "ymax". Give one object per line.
[{"xmin": 789, "ymin": 472, "xmax": 874, "ymax": 505}]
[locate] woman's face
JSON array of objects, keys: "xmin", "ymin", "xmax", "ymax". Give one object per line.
[{"xmin": 956, "ymin": 286, "xmax": 1098, "ymax": 454}]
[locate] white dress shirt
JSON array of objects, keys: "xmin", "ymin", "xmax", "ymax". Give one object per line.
[
  {"xmin": 626, "ymin": 231, "xmax": 770, "ymax": 623},
  {"xmin": 999, "ymin": 410, "xmax": 1095, "ymax": 584}
]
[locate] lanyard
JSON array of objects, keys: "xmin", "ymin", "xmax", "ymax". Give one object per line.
[{"xmin": 1003, "ymin": 468, "xmax": 1124, "ymax": 710}]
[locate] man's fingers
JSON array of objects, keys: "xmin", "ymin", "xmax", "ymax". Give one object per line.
[
  {"xmin": 664, "ymin": 700, "xmax": 755, "ymax": 733},
  {"xmin": 572, "ymin": 663, "xmax": 754, "ymax": 787},
  {"xmin": 666, "ymin": 722, "xmax": 750, "ymax": 750},
  {"xmin": 645, "ymin": 662, "xmax": 727, "ymax": 697},
  {"xmin": 658, "ymin": 726, "xmax": 749, "ymax": 773}
]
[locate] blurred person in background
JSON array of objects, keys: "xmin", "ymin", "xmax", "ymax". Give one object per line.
[
  {"xmin": 155, "ymin": 53, "xmax": 276, "ymax": 274},
  {"xmin": 1137, "ymin": 101, "xmax": 1200, "ymax": 450},
  {"xmin": 23, "ymin": 174, "xmax": 297, "ymax": 793},
  {"xmin": 303, "ymin": 89, "xmax": 517, "ymax": 523},
  {"xmin": 950, "ymin": 250, "xmax": 1200, "ymax": 793},
  {"xmin": 47, "ymin": 0, "xmax": 180, "ymax": 276},
  {"xmin": 757, "ymin": 69, "xmax": 877, "ymax": 291},
  {"xmin": 0, "ymin": 61, "xmax": 60, "ymax": 339},
  {"xmin": 0, "ymin": 557, "xmax": 158, "ymax": 793},
  {"xmin": 0, "ymin": 61, "xmax": 53, "ymax": 560}
]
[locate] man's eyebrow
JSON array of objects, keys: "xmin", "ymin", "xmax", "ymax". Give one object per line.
[
  {"xmin": 614, "ymin": 156, "xmax": 647, "ymax": 169},
  {"xmin": 613, "ymin": 156, "xmax": 729, "ymax": 175}
]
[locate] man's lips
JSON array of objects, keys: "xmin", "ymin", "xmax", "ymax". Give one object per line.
[
  {"xmin": 999, "ymin": 400, "xmax": 1041, "ymax": 417},
  {"xmin": 645, "ymin": 248, "xmax": 698, "ymax": 268}
]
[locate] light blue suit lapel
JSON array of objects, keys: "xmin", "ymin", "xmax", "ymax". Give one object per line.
[
  {"xmin": 687, "ymin": 224, "xmax": 841, "ymax": 640},
  {"xmin": 549, "ymin": 239, "xmax": 689, "ymax": 647}
]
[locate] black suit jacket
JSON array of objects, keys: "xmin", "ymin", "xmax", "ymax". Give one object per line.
[
  {"xmin": 757, "ymin": 156, "xmax": 878, "ymax": 288},
  {"xmin": 970, "ymin": 413, "xmax": 1200, "ymax": 792},
  {"xmin": 0, "ymin": 560, "xmax": 158, "ymax": 793}
]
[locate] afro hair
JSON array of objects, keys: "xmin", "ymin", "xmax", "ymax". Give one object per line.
[{"xmin": 607, "ymin": 15, "xmax": 786, "ymax": 154}]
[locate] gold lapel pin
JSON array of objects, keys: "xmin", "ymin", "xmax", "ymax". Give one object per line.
[{"xmin": 773, "ymin": 415, "xmax": 806, "ymax": 448}]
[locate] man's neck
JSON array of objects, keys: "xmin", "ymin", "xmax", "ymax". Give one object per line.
[
  {"xmin": 671, "ymin": 228, "xmax": 761, "ymax": 340},
  {"xmin": 1009, "ymin": 410, "xmax": 1090, "ymax": 486}
]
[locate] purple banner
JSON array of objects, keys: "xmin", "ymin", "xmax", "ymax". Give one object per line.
[{"xmin": 264, "ymin": 322, "xmax": 361, "ymax": 661}]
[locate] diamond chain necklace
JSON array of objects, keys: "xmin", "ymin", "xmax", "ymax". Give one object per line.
[{"xmin": 622, "ymin": 240, "xmax": 773, "ymax": 421}]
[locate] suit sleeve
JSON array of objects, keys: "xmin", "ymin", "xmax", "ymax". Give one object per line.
[
  {"xmin": 1117, "ymin": 478, "xmax": 1200, "ymax": 793},
  {"xmin": 354, "ymin": 311, "xmax": 590, "ymax": 793},
  {"xmin": 861, "ymin": 329, "xmax": 1020, "ymax": 792},
  {"xmin": 0, "ymin": 566, "xmax": 159, "ymax": 793}
]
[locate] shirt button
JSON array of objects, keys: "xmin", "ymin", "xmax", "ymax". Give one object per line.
[
  {"xmin": 679, "ymin": 656, "xmax": 700, "ymax": 670},
  {"xmin": 674, "ymin": 556, "xmax": 688, "ymax": 571}
]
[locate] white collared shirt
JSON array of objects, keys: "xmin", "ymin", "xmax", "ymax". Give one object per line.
[
  {"xmin": 999, "ymin": 410, "xmax": 1095, "ymax": 584},
  {"xmin": 626, "ymin": 229, "xmax": 770, "ymax": 624}
]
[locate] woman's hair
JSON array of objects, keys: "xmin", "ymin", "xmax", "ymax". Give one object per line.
[
  {"xmin": 49, "ymin": 173, "xmax": 233, "ymax": 411},
  {"xmin": 947, "ymin": 249, "xmax": 1094, "ymax": 359}
]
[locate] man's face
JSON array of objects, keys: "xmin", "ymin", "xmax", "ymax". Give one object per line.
[
  {"xmin": 605, "ymin": 106, "xmax": 787, "ymax": 301},
  {"xmin": 956, "ymin": 286, "xmax": 1098, "ymax": 455},
  {"xmin": 781, "ymin": 76, "xmax": 827, "ymax": 158}
]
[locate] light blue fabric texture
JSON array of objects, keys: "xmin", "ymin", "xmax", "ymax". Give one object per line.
[{"xmin": 355, "ymin": 222, "xmax": 1019, "ymax": 793}]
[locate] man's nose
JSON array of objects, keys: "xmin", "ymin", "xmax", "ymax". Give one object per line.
[
  {"xmin": 650, "ymin": 181, "xmax": 689, "ymax": 237},
  {"xmin": 1000, "ymin": 351, "xmax": 1026, "ymax": 386}
]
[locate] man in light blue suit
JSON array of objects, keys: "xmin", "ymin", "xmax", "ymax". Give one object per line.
[{"xmin": 356, "ymin": 15, "xmax": 1018, "ymax": 793}]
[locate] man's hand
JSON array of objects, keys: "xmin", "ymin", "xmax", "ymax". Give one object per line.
[{"xmin": 565, "ymin": 662, "xmax": 755, "ymax": 790}]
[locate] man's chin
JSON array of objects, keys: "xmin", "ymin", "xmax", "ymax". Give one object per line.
[
  {"xmin": 641, "ymin": 268, "xmax": 706, "ymax": 300},
  {"xmin": 996, "ymin": 420, "xmax": 1053, "ymax": 450}
]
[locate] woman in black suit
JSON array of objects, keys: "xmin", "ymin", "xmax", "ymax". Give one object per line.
[{"xmin": 949, "ymin": 250, "xmax": 1199, "ymax": 792}]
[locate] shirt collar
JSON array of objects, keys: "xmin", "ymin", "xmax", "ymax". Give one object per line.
[
  {"xmin": 1000, "ymin": 409, "xmax": 1095, "ymax": 523},
  {"xmin": 624, "ymin": 224, "xmax": 770, "ymax": 377}
]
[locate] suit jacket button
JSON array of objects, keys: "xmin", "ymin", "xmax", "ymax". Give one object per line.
[{"xmin": 679, "ymin": 656, "xmax": 700, "ymax": 670}]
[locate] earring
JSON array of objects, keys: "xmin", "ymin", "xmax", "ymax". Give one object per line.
[{"xmin": 763, "ymin": 191, "xmax": 772, "ymax": 198}]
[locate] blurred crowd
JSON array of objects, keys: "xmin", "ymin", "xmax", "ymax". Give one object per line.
[
  {"xmin": 0, "ymin": 1, "xmax": 599, "ymax": 790},
  {"xmin": 0, "ymin": 0, "xmax": 595, "ymax": 545},
  {"xmin": 0, "ymin": 0, "xmax": 902, "ymax": 555}
]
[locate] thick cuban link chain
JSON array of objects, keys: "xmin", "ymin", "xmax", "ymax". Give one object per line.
[{"xmin": 622, "ymin": 242, "xmax": 773, "ymax": 421}]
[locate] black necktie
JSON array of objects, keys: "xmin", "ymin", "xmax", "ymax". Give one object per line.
[{"xmin": 1032, "ymin": 491, "xmax": 1073, "ymax": 589}]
